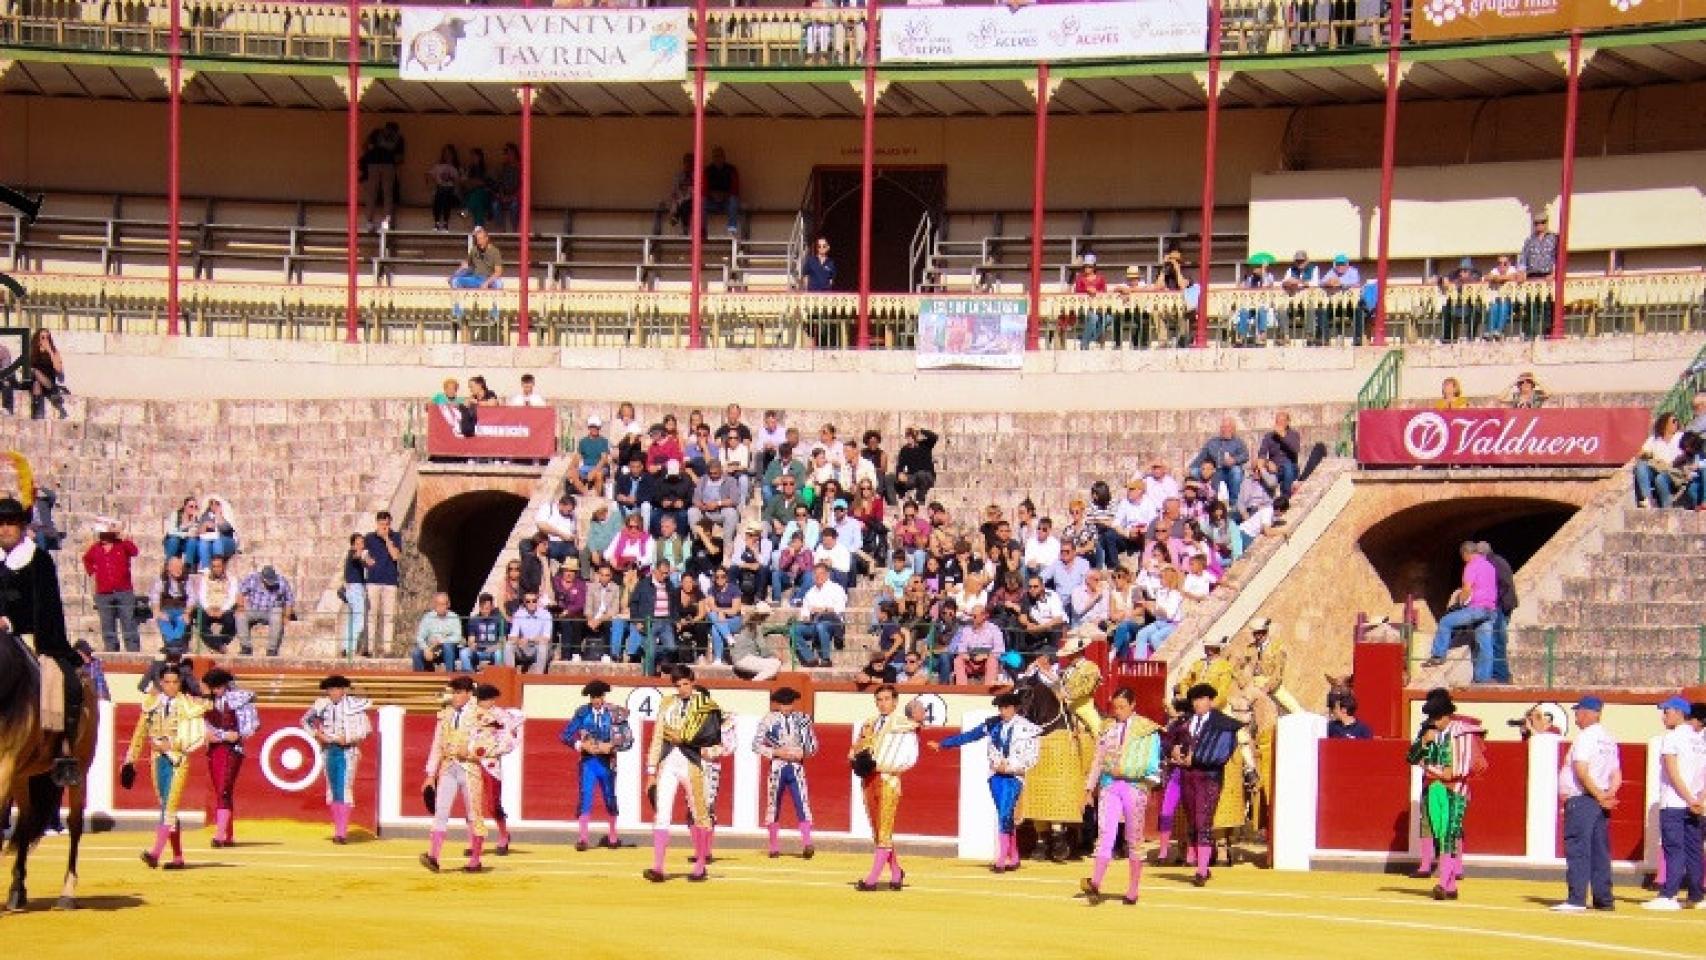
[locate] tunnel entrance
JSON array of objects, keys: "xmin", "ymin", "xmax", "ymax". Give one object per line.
[
  {"xmin": 1358, "ymin": 496, "xmax": 1578, "ymax": 618},
  {"xmin": 418, "ymin": 490, "xmax": 529, "ymax": 613}
]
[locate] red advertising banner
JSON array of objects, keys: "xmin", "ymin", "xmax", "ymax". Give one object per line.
[
  {"xmin": 1357, "ymin": 407, "xmax": 1649, "ymax": 467},
  {"xmin": 111, "ymin": 704, "xmax": 381, "ymax": 831},
  {"xmin": 425, "ymin": 404, "xmax": 557, "ymax": 459}
]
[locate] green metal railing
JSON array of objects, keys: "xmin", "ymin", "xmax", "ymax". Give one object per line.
[
  {"xmin": 1654, "ymin": 340, "xmax": 1706, "ymax": 424},
  {"xmin": 1336, "ymin": 347, "xmax": 1404, "ymax": 456}
]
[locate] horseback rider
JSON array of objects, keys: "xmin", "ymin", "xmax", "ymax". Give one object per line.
[{"xmin": 0, "ymin": 494, "xmax": 83, "ymax": 786}]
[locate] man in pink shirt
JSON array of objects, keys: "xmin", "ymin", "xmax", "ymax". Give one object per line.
[{"xmin": 1421, "ymin": 541, "xmax": 1499, "ymax": 683}]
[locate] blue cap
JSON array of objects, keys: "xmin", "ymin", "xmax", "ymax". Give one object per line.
[
  {"xmin": 1575, "ymin": 696, "xmax": 1605, "ymax": 711},
  {"xmin": 1332, "ymin": 254, "xmax": 1349, "ymax": 266},
  {"xmin": 833, "ymin": 499, "xmax": 849, "ymax": 510},
  {"xmin": 1000, "ymin": 651, "xmax": 1023, "ymax": 670},
  {"xmin": 1659, "ymin": 696, "xmax": 1691, "ymax": 713}
]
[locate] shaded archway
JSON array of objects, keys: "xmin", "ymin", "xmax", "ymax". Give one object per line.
[
  {"xmin": 1358, "ymin": 496, "xmax": 1578, "ymax": 618},
  {"xmin": 418, "ymin": 490, "xmax": 528, "ymax": 613}
]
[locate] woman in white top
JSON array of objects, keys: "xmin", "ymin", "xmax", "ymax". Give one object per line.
[
  {"xmin": 1132, "ymin": 567, "xmax": 1185, "ymax": 659},
  {"xmin": 1634, "ymin": 412, "xmax": 1685, "ymax": 509}
]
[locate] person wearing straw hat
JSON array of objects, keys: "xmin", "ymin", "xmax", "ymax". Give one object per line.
[
  {"xmin": 1507, "ymin": 371, "xmax": 1548, "ymax": 409},
  {"xmin": 299, "ymin": 674, "xmax": 372, "ymax": 845}
]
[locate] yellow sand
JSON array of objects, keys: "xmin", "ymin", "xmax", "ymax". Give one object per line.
[{"xmin": 2, "ymin": 821, "xmax": 1700, "ymax": 960}]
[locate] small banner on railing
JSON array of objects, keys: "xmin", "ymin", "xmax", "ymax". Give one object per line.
[
  {"xmin": 880, "ymin": 0, "xmax": 1206, "ymax": 64},
  {"xmin": 398, "ymin": 7, "xmax": 689, "ymax": 83},
  {"xmin": 1412, "ymin": 0, "xmax": 1706, "ymax": 42},
  {"xmin": 426, "ymin": 404, "xmax": 558, "ymax": 459},
  {"xmin": 1356, "ymin": 407, "xmax": 1649, "ymax": 467},
  {"xmin": 916, "ymin": 298, "xmax": 1028, "ymax": 370}
]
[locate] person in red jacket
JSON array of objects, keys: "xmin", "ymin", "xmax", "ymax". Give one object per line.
[{"xmin": 82, "ymin": 517, "xmax": 140, "ymax": 652}]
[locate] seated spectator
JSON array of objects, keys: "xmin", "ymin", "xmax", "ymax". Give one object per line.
[
  {"xmin": 195, "ymin": 496, "xmax": 238, "ymax": 571},
  {"xmin": 571, "ymin": 415, "xmax": 612, "ymax": 496},
  {"xmin": 892, "ymin": 500, "xmax": 932, "ymax": 574},
  {"xmin": 949, "ymin": 604, "xmax": 1005, "ymax": 686},
  {"xmin": 947, "ymin": 570, "xmax": 990, "ymax": 622},
  {"xmin": 499, "ymin": 559, "xmax": 525, "ymax": 615},
  {"xmin": 236, "ymin": 564, "xmax": 295, "ymax": 657},
  {"xmin": 549, "ymin": 564, "xmax": 584, "ymax": 661},
  {"xmin": 194, "ymin": 555, "xmax": 241, "ymax": 653},
  {"xmin": 1234, "ymin": 254, "xmax": 1278, "ymax": 345},
  {"xmin": 1131, "ymin": 566, "xmax": 1184, "ymax": 660},
  {"xmin": 604, "ymin": 511, "xmax": 655, "ymax": 572},
  {"xmin": 985, "ymin": 572, "xmax": 1023, "ymax": 632},
  {"xmin": 812, "ymin": 526, "xmax": 853, "ymax": 589},
  {"xmin": 720, "ymin": 432, "xmax": 755, "ymax": 505},
  {"xmin": 704, "ymin": 567, "xmax": 744, "ymax": 664},
  {"xmin": 1022, "ymin": 517, "xmax": 1062, "ymax": 578},
  {"xmin": 1109, "ymin": 479, "xmax": 1152, "ymax": 562},
  {"xmin": 1237, "ymin": 462, "xmax": 1280, "ymax": 537},
  {"xmin": 1180, "ymin": 553, "xmax": 1219, "ymax": 601},
  {"xmin": 1634, "ymin": 412, "xmax": 1685, "ymax": 509},
  {"xmin": 1042, "ymin": 544, "xmax": 1089, "ymax": 602},
  {"xmin": 1257, "ymin": 411, "xmax": 1301, "ymax": 501},
  {"xmin": 627, "ymin": 559, "xmax": 678, "ymax": 671},
  {"xmin": 653, "ymin": 152, "xmax": 693, "ymax": 236},
  {"xmin": 653, "ymin": 459, "xmax": 695, "ymax": 536},
  {"xmin": 1435, "ymin": 376, "xmax": 1469, "ymax": 410},
  {"xmin": 1506, "ymin": 371, "xmax": 1547, "ymax": 409},
  {"xmin": 1106, "ymin": 568, "xmax": 1148, "ymax": 659},
  {"xmin": 771, "ymin": 531, "xmax": 813, "ymax": 603},
  {"xmin": 791, "ymin": 563, "xmax": 847, "ymax": 668},
  {"xmin": 849, "ymin": 483, "xmax": 887, "ymax": 565},
  {"xmin": 581, "ymin": 564, "xmax": 622, "ymax": 662},
  {"xmin": 1015, "ymin": 575, "xmax": 1066, "ymax": 659},
  {"xmin": 162, "ymin": 496, "xmax": 201, "ymax": 567},
  {"xmin": 685, "ymin": 519, "xmax": 725, "ymax": 590},
  {"xmin": 450, "ymin": 226, "xmax": 503, "ymax": 290},
  {"xmin": 1316, "ymin": 254, "xmax": 1364, "ymax": 343},
  {"xmin": 730, "ymin": 522, "xmax": 771, "ymax": 602},
  {"xmin": 894, "ymin": 427, "xmax": 939, "ymax": 504},
  {"xmin": 703, "ymin": 146, "xmax": 743, "ymax": 237},
  {"xmin": 688, "ymin": 459, "xmax": 741, "ymax": 559},
  {"xmin": 763, "ymin": 446, "xmax": 809, "ymax": 510},
  {"xmin": 1326, "ymin": 693, "xmax": 1373, "ymax": 739},
  {"xmin": 412, "ymin": 592, "xmax": 463, "ymax": 672},
  {"xmin": 728, "ymin": 607, "xmax": 783, "ymax": 682},
  {"xmin": 1204, "ymin": 500, "xmax": 1243, "ymax": 566},
  {"xmin": 652, "ymin": 514, "xmax": 691, "ymax": 582},
  {"xmin": 683, "ymin": 422, "xmax": 715, "ymax": 478},
  {"xmin": 878, "ymin": 551, "xmax": 913, "ymax": 605},
  {"xmin": 611, "ymin": 454, "xmax": 655, "ymax": 526},
  {"xmin": 1082, "ymin": 482, "xmax": 1119, "ymax": 569},
  {"xmin": 463, "ymin": 593, "xmax": 507, "ymax": 669},
  {"xmin": 1190, "ymin": 417, "xmax": 1251, "ymax": 509},
  {"xmin": 536, "ymin": 493, "xmax": 579, "ymax": 562},
  {"xmin": 1068, "ymin": 568, "xmax": 1111, "ymax": 635},
  {"xmin": 1144, "ymin": 497, "xmax": 1189, "ymax": 568},
  {"xmin": 509, "ymin": 373, "xmax": 546, "ymax": 407},
  {"xmin": 148, "ymin": 555, "xmax": 195, "ymax": 653},
  {"xmin": 508, "ymin": 592, "xmax": 554, "ymax": 675}
]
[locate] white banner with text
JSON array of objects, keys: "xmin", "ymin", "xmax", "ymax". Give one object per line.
[
  {"xmin": 880, "ymin": 0, "xmax": 1205, "ymax": 64},
  {"xmin": 399, "ymin": 7, "xmax": 689, "ymax": 83}
]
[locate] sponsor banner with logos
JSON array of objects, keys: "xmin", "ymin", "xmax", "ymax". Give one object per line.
[
  {"xmin": 427, "ymin": 404, "xmax": 558, "ymax": 459},
  {"xmin": 880, "ymin": 0, "xmax": 1206, "ymax": 64},
  {"xmin": 1357, "ymin": 407, "xmax": 1649, "ymax": 467},
  {"xmin": 1412, "ymin": 0, "xmax": 1706, "ymax": 43},
  {"xmin": 915, "ymin": 298, "xmax": 1028, "ymax": 370},
  {"xmin": 399, "ymin": 7, "xmax": 688, "ymax": 83}
]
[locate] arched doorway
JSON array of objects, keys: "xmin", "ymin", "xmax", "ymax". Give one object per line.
[
  {"xmin": 417, "ymin": 490, "xmax": 529, "ymax": 613},
  {"xmin": 1358, "ymin": 496, "xmax": 1578, "ymax": 618}
]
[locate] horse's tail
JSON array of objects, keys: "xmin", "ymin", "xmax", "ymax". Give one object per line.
[{"xmin": 0, "ymin": 632, "xmax": 40, "ymax": 761}]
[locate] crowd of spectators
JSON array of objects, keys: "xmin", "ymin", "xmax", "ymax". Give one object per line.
[{"xmin": 400, "ymin": 399, "xmax": 1308, "ymax": 685}]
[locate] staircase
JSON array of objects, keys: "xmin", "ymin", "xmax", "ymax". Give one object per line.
[
  {"xmin": 0, "ymin": 398, "xmax": 413, "ymax": 657},
  {"xmin": 1512, "ymin": 502, "xmax": 1706, "ymax": 688}
]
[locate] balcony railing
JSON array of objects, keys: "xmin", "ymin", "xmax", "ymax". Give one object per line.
[
  {"xmin": 8, "ymin": 270, "xmax": 1700, "ymax": 348},
  {"xmin": 0, "ymin": 0, "xmax": 1401, "ymax": 71}
]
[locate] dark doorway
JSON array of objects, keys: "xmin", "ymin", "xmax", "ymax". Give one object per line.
[
  {"xmin": 812, "ymin": 167, "xmax": 946, "ymax": 294},
  {"xmin": 418, "ymin": 490, "xmax": 528, "ymax": 613},
  {"xmin": 1358, "ymin": 496, "xmax": 1578, "ymax": 618}
]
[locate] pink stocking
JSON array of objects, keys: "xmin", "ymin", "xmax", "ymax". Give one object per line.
[
  {"xmin": 651, "ymin": 829, "xmax": 668, "ymax": 874},
  {"xmin": 864, "ymin": 848, "xmax": 888, "ymax": 885},
  {"xmin": 1416, "ymin": 842, "xmax": 1435, "ymax": 875},
  {"xmin": 149, "ymin": 824, "xmax": 170, "ymax": 860},
  {"xmin": 468, "ymin": 835, "xmax": 485, "ymax": 868},
  {"xmin": 1195, "ymin": 844, "xmax": 1212, "ymax": 878},
  {"xmin": 1126, "ymin": 857, "xmax": 1143, "ymax": 901},
  {"xmin": 888, "ymin": 848, "xmax": 904, "ymax": 883},
  {"xmin": 578, "ymin": 814, "xmax": 591, "ymax": 846},
  {"xmin": 428, "ymin": 830, "xmax": 445, "ymax": 861},
  {"xmin": 1091, "ymin": 855, "xmax": 1110, "ymax": 889},
  {"xmin": 800, "ymin": 821, "xmax": 813, "ymax": 848},
  {"xmin": 768, "ymin": 822, "xmax": 781, "ymax": 854}
]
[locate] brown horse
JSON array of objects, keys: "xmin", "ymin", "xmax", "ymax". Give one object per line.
[{"xmin": 0, "ymin": 633, "xmax": 97, "ymax": 913}]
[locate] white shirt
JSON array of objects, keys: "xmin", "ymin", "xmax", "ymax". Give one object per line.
[
  {"xmin": 535, "ymin": 502, "xmax": 577, "ymax": 543},
  {"xmin": 1023, "ymin": 535, "xmax": 1062, "ymax": 570},
  {"xmin": 1560, "ymin": 723, "xmax": 1621, "ymax": 800},
  {"xmin": 833, "ymin": 516, "xmax": 864, "ymax": 546},
  {"xmin": 799, "ymin": 580, "xmax": 848, "ymax": 618},
  {"xmin": 509, "ymin": 391, "xmax": 547, "ymax": 407},
  {"xmin": 813, "ymin": 542, "xmax": 851, "ymax": 573},
  {"xmin": 757, "ymin": 424, "xmax": 788, "ymax": 454},
  {"xmin": 1151, "ymin": 586, "xmax": 1184, "ymax": 623},
  {"xmin": 1658, "ymin": 726, "xmax": 1706, "ymax": 809},
  {"xmin": 720, "ymin": 442, "xmax": 753, "ymax": 475},
  {"xmin": 1182, "ymin": 570, "xmax": 1218, "ymax": 600},
  {"xmin": 1112, "ymin": 497, "xmax": 1152, "ymax": 535},
  {"xmin": 1024, "ymin": 590, "xmax": 1066, "ymax": 625},
  {"xmin": 1141, "ymin": 475, "xmax": 1181, "ymax": 517}
]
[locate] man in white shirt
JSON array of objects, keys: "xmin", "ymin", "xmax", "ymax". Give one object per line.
[
  {"xmin": 508, "ymin": 373, "xmax": 547, "ymax": 407},
  {"xmin": 1017, "ymin": 576, "xmax": 1066, "ymax": 658},
  {"xmin": 791, "ymin": 563, "xmax": 846, "ymax": 668},
  {"xmin": 507, "ymin": 593, "xmax": 554, "ymax": 675},
  {"xmin": 1111, "ymin": 480, "xmax": 1153, "ymax": 557},
  {"xmin": 1139, "ymin": 460, "xmax": 1181, "ymax": 520},
  {"xmin": 1555, "ymin": 696, "xmax": 1621, "ymax": 912},
  {"xmin": 812, "ymin": 527, "xmax": 853, "ymax": 589},
  {"xmin": 535, "ymin": 494, "xmax": 578, "ymax": 563},
  {"xmin": 1022, "ymin": 517, "xmax": 1062, "ymax": 578},
  {"xmin": 1646, "ymin": 696, "xmax": 1706, "ymax": 910},
  {"xmin": 756, "ymin": 409, "xmax": 789, "ymax": 475}
]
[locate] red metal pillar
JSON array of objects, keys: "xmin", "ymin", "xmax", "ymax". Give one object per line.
[
  {"xmin": 166, "ymin": 0, "xmax": 182, "ymax": 336},
  {"xmin": 855, "ymin": 0, "xmax": 879, "ymax": 350},
  {"xmin": 1026, "ymin": 61, "xmax": 1048, "ymax": 351},
  {"xmin": 688, "ymin": 0, "xmax": 708, "ymax": 349},
  {"xmin": 1371, "ymin": 34, "xmax": 1402, "ymax": 346},
  {"xmin": 1193, "ymin": 0, "xmax": 1222, "ymax": 349},
  {"xmin": 1551, "ymin": 30, "xmax": 1583, "ymax": 340},
  {"xmin": 518, "ymin": 92, "xmax": 533, "ymax": 346},
  {"xmin": 344, "ymin": 0, "xmax": 360, "ymax": 343}
]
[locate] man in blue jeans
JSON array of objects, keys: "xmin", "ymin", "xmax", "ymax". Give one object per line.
[
  {"xmin": 1189, "ymin": 417, "xmax": 1249, "ymax": 507},
  {"xmin": 626, "ymin": 561, "xmax": 680, "ymax": 673},
  {"xmin": 1421, "ymin": 542, "xmax": 1499, "ymax": 682},
  {"xmin": 1645, "ymin": 696, "xmax": 1705, "ymax": 911},
  {"xmin": 791, "ymin": 563, "xmax": 847, "ymax": 668},
  {"xmin": 1554, "ymin": 697, "xmax": 1621, "ymax": 912}
]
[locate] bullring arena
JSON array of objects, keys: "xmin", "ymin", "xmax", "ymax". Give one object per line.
[{"xmin": 3, "ymin": 0, "xmax": 1706, "ymax": 957}]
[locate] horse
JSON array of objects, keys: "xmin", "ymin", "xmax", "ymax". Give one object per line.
[
  {"xmin": 1011, "ymin": 674, "xmax": 1095, "ymax": 861},
  {"xmin": 0, "ymin": 633, "xmax": 97, "ymax": 913}
]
